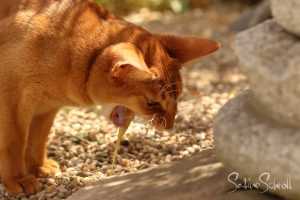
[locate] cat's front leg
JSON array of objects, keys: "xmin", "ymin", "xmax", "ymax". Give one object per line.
[
  {"xmin": 0, "ymin": 102, "xmax": 40, "ymax": 194},
  {"xmin": 26, "ymin": 110, "xmax": 60, "ymax": 178}
]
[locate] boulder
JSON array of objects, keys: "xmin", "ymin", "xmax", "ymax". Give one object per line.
[
  {"xmin": 271, "ymin": 0, "xmax": 300, "ymax": 36},
  {"xmin": 214, "ymin": 92, "xmax": 300, "ymax": 200},
  {"xmin": 231, "ymin": 0, "xmax": 271, "ymax": 32},
  {"xmin": 235, "ymin": 20, "xmax": 300, "ymax": 128}
]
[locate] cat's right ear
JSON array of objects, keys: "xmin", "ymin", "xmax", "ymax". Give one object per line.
[
  {"xmin": 156, "ymin": 34, "xmax": 220, "ymax": 64},
  {"xmin": 108, "ymin": 43, "xmax": 154, "ymax": 83}
]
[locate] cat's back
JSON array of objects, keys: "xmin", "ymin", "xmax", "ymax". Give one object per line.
[
  {"xmin": 0, "ymin": 0, "xmax": 21, "ymax": 21},
  {"xmin": 0, "ymin": 0, "xmax": 110, "ymax": 83},
  {"xmin": 0, "ymin": 0, "xmax": 75, "ymax": 80},
  {"xmin": 0, "ymin": 0, "xmax": 93, "ymax": 63},
  {"xmin": 1, "ymin": 0, "xmax": 111, "ymax": 53}
]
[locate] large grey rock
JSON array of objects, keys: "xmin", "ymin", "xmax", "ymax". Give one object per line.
[
  {"xmin": 67, "ymin": 150, "xmax": 281, "ymax": 200},
  {"xmin": 235, "ymin": 20, "xmax": 300, "ymax": 128},
  {"xmin": 271, "ymin": 0, "xmax": 300, "ymax": 36},
  {"xmin": 231, "ymin": 0, "xmax": 271, "ymax": 32},
  {"xmin": 214, "ymin": 92, "xmax": 300, "ymax": 200}
]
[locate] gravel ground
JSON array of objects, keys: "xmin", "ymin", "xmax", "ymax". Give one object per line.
[{"xmin": 0, "ymin": 3, "xmax": 249, "ymax": 200}]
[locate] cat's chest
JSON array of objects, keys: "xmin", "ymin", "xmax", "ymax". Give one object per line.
[{"xmin": 99, "ymin": 104, "xmax": 118, "ymax": 120}]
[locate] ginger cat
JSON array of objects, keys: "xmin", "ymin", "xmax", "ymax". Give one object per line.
[{"xmin": 0, "ymin": 0, "xmax": 219, "ymax": 195}]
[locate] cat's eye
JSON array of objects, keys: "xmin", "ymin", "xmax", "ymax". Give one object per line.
[{"xmin": 147, "ymin": 100, "xmax": 161, "ymax": 108}]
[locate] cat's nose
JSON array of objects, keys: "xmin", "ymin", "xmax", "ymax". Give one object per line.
[
  {"xmin": 164, "ymin": 112, "xmax": 176, "ymax": 130},
  {"xmin": 151, "ymin": 112, "xmax": 175, "ymax": 130},
  {"xmin": 159, "ymin": 116, "xmax": 174, "ymax": 130}
]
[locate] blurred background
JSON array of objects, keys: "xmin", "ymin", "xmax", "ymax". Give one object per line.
[{"xmin": 95, "ymin": 0, "xmax": 262, "ymax": 15}]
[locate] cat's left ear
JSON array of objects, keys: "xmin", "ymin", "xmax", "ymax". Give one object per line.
[
  {"xmin": 109, "ymin": 43, "xmax": 154, "ymax": 82},
  {"xmin": 156, "ymin": 34, "xmax": 220, "ymax": 63}
]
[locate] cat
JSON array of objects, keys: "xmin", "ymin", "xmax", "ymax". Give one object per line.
[{"xmin": 0, "ymin": 0, "xmax": 220, "ymax": 195}]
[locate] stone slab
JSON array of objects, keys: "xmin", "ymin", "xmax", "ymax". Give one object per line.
[{"xmin": 67, "ymin": 150, "xmax": 282, "ymax": 200}]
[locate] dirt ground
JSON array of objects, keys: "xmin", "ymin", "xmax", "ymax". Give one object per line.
[{"xmin": 0, "ymin": 2, "xmax": 249, "ymax": 200}]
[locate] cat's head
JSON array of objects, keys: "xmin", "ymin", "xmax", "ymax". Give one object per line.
[{"xmin": 87, "ymin": 34, "xmax": 219, "ymax": 130}]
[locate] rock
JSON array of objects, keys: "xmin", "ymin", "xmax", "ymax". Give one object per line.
[
  {"xmin": 271, "ymin": 0, "xmax": 300, "ymax": 36},
  {"xmin": 231, "ymin": 0, "xmax": 272, "ymax": 32},
  {"xmin": 67, "ymin": 150, "xmax": 281, "ymax": 200},
  {"xmin": 235, "ymin": 20, "xmax": 300, "ymax": 128},
  {"xmin": 214, "ymin": 92, "xmax": 300, "ymax": 200}
]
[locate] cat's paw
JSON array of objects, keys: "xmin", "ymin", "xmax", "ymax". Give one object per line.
[
  {"xmin": 30, "ymin": 159, "xmax": 60, "ymax": 178},
  {"xmin": 3, "ymin": 175, "xmax": 40, "ymax": 195}
]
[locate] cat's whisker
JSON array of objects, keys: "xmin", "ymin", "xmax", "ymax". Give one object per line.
[
  {"xmin": 148, "ymin": 115, "xmax": 156, "ymax": 126},
  {"xmin": 166, "ymin": 89, "xmax": 177, "ymax": 93},
  {"xmin": 165, "ymin": 89, "xmax": 178, "ymax": 96}
]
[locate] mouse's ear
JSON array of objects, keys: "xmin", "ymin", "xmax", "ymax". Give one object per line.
[
  {"xmin": 109, "ymin": 43, "xmax": 154, "ymax": 82},
  {"xmin": 157, "ymin": 34, "xmax": 220, "ymax": 63}
]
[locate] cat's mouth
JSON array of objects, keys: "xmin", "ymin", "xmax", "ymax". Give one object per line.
[
  {"xmin": 140, "ymin": 103, "xmax": 175, "ymax": 130},
  {"xmin": 145, "ymin": 112, "xmax": 174, "ymax": 130},
  {"xmin": 110, "ymin": 106, "xmax": 173, "ymax": 130}
]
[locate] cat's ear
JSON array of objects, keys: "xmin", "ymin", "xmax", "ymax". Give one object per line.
[
  {"xmin": 109, "ymin": 43, "xmax": 153, "ymax": 82},
  {"xmin": 156, "ymin": 34, "xmax": 220, "ymax": 63}
]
